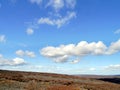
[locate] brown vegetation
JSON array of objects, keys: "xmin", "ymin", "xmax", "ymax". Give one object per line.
[{"xmin": 0, "ymin": 70, "xmax": 120, "ymax": 90}]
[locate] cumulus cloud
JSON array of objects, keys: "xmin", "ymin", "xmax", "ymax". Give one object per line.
[
  {"xmin": 106, "ymin": 40, "xmax": 120, "ymax": 55},
  {"xmin": 53, "ymin": 55, "xmax": 69, "ymax": 63},
  {"xmin": 25, "ymin": 50, "xmax": 36, "ymax": 58},
  {"xmin": 40, "ymin": 41, "xmax": 107, "ymax": 63},
  {"xmin": 114, "ymin": 29, "xmax": 120, "ymax": 34},
  {"xmin": 16, "ymin": 50, "xmax": 36, "ymax": 58},
  {"xmin": 29, "ymin": 0, "xmax": 42, "ymax": 5},
  {"xmin": 0, "ymin": 35, "xmax": 6, "ymax": 43},
  {"xmin": 26, "ymin": 28, "xmax": 34, "ymax": 35},
  {"xmin": 40, "ymin": 39, "xmax": 120, "ymax": 63},
  {"xmin": 0, "ymin": 57, "xmax": 26, "ymax": 66},
  {"xmin": 12, "ymin": 58, "xmax": 26, "ymax": 65},
  {"xmin": 16, "ymin": 50, "xmax": 25, "ymax": 57},
  {"xmin": 38, "ymin": 11, "xmax": 76, "ymax": 28}
]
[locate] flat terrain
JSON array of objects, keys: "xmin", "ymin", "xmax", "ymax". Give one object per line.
[{"xmin": 0, "ymin": 70, "xmax": 120, "ymax": 90}]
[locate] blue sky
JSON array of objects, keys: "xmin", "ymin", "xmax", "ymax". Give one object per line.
[{"xmin": 0, "ymin": 0, "xmax": 120, "ymax": 75}]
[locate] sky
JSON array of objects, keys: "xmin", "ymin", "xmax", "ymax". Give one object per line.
[{"xmin": 0, "ymin": 0, "xmax": 120, "ymax": 75}]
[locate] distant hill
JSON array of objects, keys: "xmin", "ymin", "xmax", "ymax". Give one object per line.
[
  {"xmin": 75, "ymin": 74, "xmax": 120, "ymax": 78},
  {"xmin": 0, "ymin": 70, "xmax": 120, "ymax": 90}
]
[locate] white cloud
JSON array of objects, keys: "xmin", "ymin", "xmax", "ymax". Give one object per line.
[
  {"xmin": 70, "ymin": 58, "xmax": 80, "ymax": 64},
  {"xmin": 29, "ymin": 0, "xmax": 42, "ymax": 5},
  {"xmin": 26, "ymin": 28, "xmax": 34, "ymax": 35},
  {"xmin": 46, "ymin": 0, "xmax": 76, "ymax": 12},
  {"xmin": 40, "ymin": 41, "xmax": 107, "ymax": 63},
  {"xmin": 12, "ymin": 58, "xmax": 26, "ymax": 65},
  {"xmin": 29, "ymin": 0, "xmax": 76, "ymax": 11},
  {"xmin": 114, "ymin": 29, "xmax": 120, "ymax": 34},
  {"xmin": 16, "ymin": 50, "xmax": 25, "ymax": 57},
  {"xmin": 38, "ymin": 18, "xmax": 54, "ymax": 25},
  {"xmin": 25, "ymin": 51, "xmax": 36, "ymax": 58},
  {"xmin": 106, "ymin": 40, "xmax": 120, "ymax": 55},
  {"xmin": 105, "ymin": 64, "xmax": 120, "ymax": 70},
  {"xmin": 38, "ymin": 11, "xmax": 76, "ymax": 28},
  {"xmin": 46, "ymin": 0, "xmax": 64, "ymax": 12},
  {"xmin": 89, "ymin": 68, "xmax": 96, "ymax": 71},
  {"xmin": 27, "ymin": 0, "xmax": 76, "ymax": 29},
  {"xmin": 0, "ymin": 57, "xmax": 26, "ymax": 66},
  {"xmin": 0, "ymin": 35, "xmax": 6, "ymax": 43},
  {"xmin": 40, "ymin": 39, "xmax": 120, "ymax": 63},
  {"xmin": 16, "ymin": 50, "xmax": 36, "ymax": 58},
  {"xmin": 53, "ymin": 55, "xmax": 68, "ymax": 63}
]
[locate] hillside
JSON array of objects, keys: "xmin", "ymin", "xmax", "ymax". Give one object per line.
[{"xmin": 0, "ymin": 70, "xmax": 120, "ymax": 90}]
